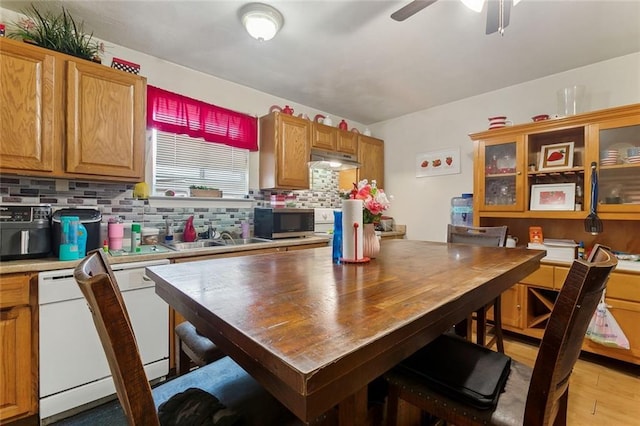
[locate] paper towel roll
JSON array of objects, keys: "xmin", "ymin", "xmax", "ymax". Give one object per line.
[{"xmin": 342, "ymin": 199, "xmax": 364, "ymax": 260}]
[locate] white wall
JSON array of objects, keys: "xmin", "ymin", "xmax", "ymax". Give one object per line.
[{"xmin": 371, "ymin": 53, "xmax": 640, "ymax": 242}]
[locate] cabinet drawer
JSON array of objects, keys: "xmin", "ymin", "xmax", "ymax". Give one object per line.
[
  {"xmin": 606, "ymin": 272, "xmax": 640, "ymax": 302},
  {"xmin": 0, "ymin": 274, "xmax": 30, "ymax": 309},
  {"xmin": 520, "ymin": 264, "xmax": 554, "ymax": 289}
]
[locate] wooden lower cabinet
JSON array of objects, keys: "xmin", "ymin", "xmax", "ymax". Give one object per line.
[
  {"xmin": 501, "ymin": 284, "xmax": 524, "ymax": 329},
  {"xmin": 502, "ymin": 267, "xmax": 640, "ymax": 365},
  {"xmin": 0, "ymin": 273, "xmax": 37, "ymax": 424}
]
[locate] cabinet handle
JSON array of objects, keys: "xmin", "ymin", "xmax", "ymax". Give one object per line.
[
  {"xmin": 516, "ymin": 171, "xmax": 521, "ymax": 175},
  {"xmin": 517, "ymin": 304, "xmax": 521, "ymax": 310}
]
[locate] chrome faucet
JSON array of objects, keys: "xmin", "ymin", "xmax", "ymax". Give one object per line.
[
  {"xmin": 198, "ymin": 224, "xmax": 217, "ymax": 240},
  {"xmin": 219, "ymin": 231, "xmax": 235, "ymax": 243}
]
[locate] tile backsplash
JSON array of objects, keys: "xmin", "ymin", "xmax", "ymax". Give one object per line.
[{"xmin": 0, "ymin": 169, "xmax": 344, "ymax": 238}]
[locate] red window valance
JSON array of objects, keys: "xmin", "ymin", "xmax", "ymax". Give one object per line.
[{"xmin": 147, "ymin": 85, "xmax": 258, "ymax": 151}]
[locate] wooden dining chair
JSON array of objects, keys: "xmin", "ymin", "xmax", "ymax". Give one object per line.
[
  {"xmin": 384, "ymin": 244, "xmax": 617, "ymax": 426},
  {"xmin": 447, "ymin": 224, "xmax": 508, "ymax": 352},
  {"xmin": 73, "ymin": 249, "xmax": 303, "ymax": 425}
]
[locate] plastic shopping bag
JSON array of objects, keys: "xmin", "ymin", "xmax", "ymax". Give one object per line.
[{"xmin": 585, "ymin": 291, "xmax": 630, "ymax": 350}]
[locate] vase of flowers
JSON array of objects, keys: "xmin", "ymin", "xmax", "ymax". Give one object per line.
[{"xmin": 342, "ymin": 180, "xmax": 391, "ymax": 258}]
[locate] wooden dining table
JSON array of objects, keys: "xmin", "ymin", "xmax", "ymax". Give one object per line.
[{"xmin": 146, "ymin": 240, "xmax": 545, "ymax": 425}]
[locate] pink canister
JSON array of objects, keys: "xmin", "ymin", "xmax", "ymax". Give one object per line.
[{"xmin": 108, "ymin": 222, "xmax": 125, "ymax": 250}]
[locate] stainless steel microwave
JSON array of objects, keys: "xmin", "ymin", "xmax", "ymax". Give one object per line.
[{"xmin": 254, "ymin": 207, "xmax": 314, "ymax": 239}]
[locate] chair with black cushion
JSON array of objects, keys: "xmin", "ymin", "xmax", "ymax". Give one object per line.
[
  {"xmin": 384, "ymin": 244, "xmax": 617, "ymax": 426},
  {"xmin": 447, "ymin": 224, "xmax": 508, "ymax": 352},
  {"xmin": 175, "ymin": 321, "xmax": 225, "ymax": 376},
  {"xmin": 73, "ymin": 249, "xmax": 305, "ymax": 425}
]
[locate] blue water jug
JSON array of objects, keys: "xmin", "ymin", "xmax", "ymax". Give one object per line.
[{"xmin": 451, "ymin": 193, "xmax": 473, "ymax": 227}]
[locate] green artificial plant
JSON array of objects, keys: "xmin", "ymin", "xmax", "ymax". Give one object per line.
[{"xmin": 8, "ymin": 4, "xmax": 103, "ymax": 61}]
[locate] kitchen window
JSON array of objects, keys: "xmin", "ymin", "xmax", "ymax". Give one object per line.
[
  {"xmin": 146, "ymin": 86, "xmax": 256, "ymax": 198},
  {"xmin": 150, "ymin": 129, "xmax": 249, "ymax": 197}
]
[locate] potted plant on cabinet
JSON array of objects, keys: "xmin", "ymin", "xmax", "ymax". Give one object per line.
[{"xmin": 8, "ymin": 5, "xmax": 104, "ymax": 62}]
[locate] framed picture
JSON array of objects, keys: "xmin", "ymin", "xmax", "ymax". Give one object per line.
[
  {"xmin": 416, "ymin": 147, "xmax": 461, "ymax": 178},
  {"xmin": 530, "ymin": 183, "xmax": 576, "ymax": 211},
  {"xmin": 538, "ymin": 142, "xmax": 574, "ymax": 171}
]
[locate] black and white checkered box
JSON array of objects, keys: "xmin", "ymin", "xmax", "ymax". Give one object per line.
[{"xmin": 111, "ymin": 57, "xmax": 141, "ymax": 75}]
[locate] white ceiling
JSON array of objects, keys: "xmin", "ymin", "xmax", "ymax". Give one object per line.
[{"xmin": 3, "ymin": 0, "xmax": 640, "ymax": 124}]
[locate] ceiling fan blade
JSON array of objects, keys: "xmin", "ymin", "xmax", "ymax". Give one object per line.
[
  {"xmin": 391, "ymin": 0, "xmax": 438, "ymax": 22},
  {"xmin": 486, "ymin": 0, "xmax": 512, "ymax": 35}
]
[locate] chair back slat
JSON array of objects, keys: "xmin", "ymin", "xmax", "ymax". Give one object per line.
[
  {"xmin": 74, "ymin": 250, "xmax": 160, "ymax": 426},
  {"xmin": 524, "ymin": 244, "xmax": 617, "ymax": 426},
  {"xmin": 447, "ymin": 225, "xmax": 508, "ymax": 247}
]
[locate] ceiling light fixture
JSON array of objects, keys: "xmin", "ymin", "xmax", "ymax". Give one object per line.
[
  {"xmin": 239, "ymin": 3, "xmax": 284, "ymax": 41},
  {"xmin": 461, "ymin": 0, "xmax": 521, "ymax": 13}
]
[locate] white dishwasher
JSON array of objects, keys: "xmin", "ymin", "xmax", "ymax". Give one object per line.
[{"xmin": 38, "ymin": 258, "xmax": 170, "ymax": 422}]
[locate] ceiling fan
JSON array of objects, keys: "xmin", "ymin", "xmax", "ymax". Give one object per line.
[{"xmin": 391, "ymin": 0, "xmax": 515, "ymax": 35}]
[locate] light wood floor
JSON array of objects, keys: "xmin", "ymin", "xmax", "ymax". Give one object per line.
[
  {"xmin": 504, "ymin": 336, "xmax": 640, "ymax": 425},
  {"xmin": 392, "ymin": 335, "xmax": 640, "ymax": 426}
]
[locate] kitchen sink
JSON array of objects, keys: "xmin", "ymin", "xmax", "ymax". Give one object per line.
[
  {"xmin": 163, "ymin": 238, "xmax": 272, "ymax": 251},
  {"xmin": 211, "ymin": 237, "xmax": 272, "ymax": 246}
]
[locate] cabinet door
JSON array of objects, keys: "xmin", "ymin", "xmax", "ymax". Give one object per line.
[
  {"xmin": 588, "ymin": 116, "xmax": 640, "ymax": 216},
  {"xmin": 337, "ymin": 129, "xmax": 358, "ymax": 155},
  {"xmin": 66, "ymin": 60, "xmax": 146, "ymax": 180},
  {"xmin": 0, "ymin": 39, "xmax": 57, "ymax": 173},
  {"xmin": 501, "ymin": 284, "xmax": 523, "ymax": 328},
  {"xmin": 276, "ymin": 114, "xmax": 311, "ymax": 189},
  {"xmin": 311, "ymin": 122, "xmax": 336, "ymax": 151},
  {"xmin": 476, "ymin": 136, "xmax": 525, "ymax": 211},
  {"xmin": 0, "ymin": 306, "xmax": 32, "ymax": 422},
  {"xmin": 358, "ymin": 135, "xmax": 384, "ymax": 189}
]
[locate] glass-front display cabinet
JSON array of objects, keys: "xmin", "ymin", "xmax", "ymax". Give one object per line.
[
  {"xmin": 475, "ymin": 135, "xmax": 525, "ymax": 212},
  {"xmin": 588, "ymin": 116, "xmax": 640, "ymax": 215}
]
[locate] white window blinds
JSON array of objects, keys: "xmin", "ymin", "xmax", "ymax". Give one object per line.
[{"xmin": 152, "ymin": 130, "xmax": 249, "ymax": 197}]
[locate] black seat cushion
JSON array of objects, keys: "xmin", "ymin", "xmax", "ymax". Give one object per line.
[
  {"xmin": 398, "ymin": 334, "xmax": 511, "ymax": 410},
  {"xmin": 158, "ymin": 387, "xmax": 241, "ymax": 425},
  {"xmin": 176, "ymin": 322, "xmax": 225, "ymax": 366}
]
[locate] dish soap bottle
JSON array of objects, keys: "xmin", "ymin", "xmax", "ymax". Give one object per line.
[
  {"xmin": 130, "ymin": 223, "xmax": 141, "ymax": 253},
  {"xmin": 183, "ymin": 216, "xmax": 197, "ymax": 242}
]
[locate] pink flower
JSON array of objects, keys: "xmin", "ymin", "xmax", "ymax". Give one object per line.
[{"xmin": 343, "ymin": 179, "xmax": 391, "ymax": 224}]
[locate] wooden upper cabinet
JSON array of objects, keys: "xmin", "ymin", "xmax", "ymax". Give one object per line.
[
  {"xmin": 358, "ymin": 134, "xmax": 384, "ymax": 189},
  {"xmin": 260, "ymin": 112, "xmax": 310, "ymax": 189},
  {"xmin": 0, "ymin": 39, "xmax": 57, "ymax": 173},
  {"xmin": 311, "ymin": 122, "xmax": 336, "ymax": 151},
  {"xmin": 311, "ymin": 122, "xmax": 358, "ymax": 156},
  {"xmin": 337, "ymin": 129, "xmax": 358, "ymax": 155},
  {"xmin": 65, "ymin": 60, "xmax": 145, "ymax": 179},
  {"xmin": 0, "ymin": 38, "xmax": 146, "ymax": 182}
]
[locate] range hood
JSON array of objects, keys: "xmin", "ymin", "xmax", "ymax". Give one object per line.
[{"xmin": 309, "ymin": 149, "xmax": 360, "ymax": 171}]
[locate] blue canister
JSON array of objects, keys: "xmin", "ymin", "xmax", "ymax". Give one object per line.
[
  {"xmin": 77, "ymin": 223, "xmax": 88, "ymax": 257},
  {"xmin": 332, "ymin": 210, "xmax": 343, "ymax": 264}
]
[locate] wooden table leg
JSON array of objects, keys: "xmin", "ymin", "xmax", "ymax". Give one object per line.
[{"xmin": 338, "ymin": 386, "xmax": 368, "ymax": 426}]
